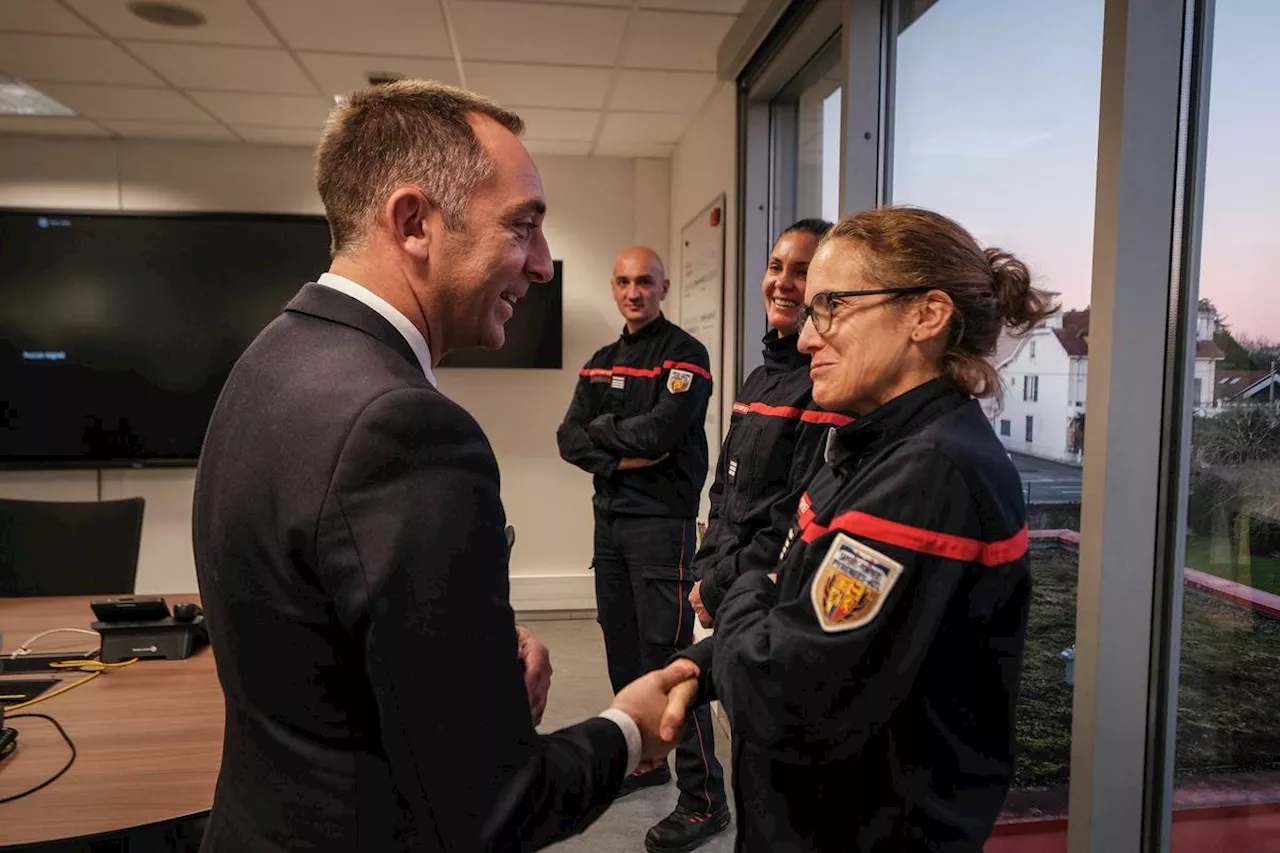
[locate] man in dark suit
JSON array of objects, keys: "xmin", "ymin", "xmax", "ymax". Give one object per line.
[{"xmin": 192, "ymin": 80, "xmax": 694, "ymax": 853}]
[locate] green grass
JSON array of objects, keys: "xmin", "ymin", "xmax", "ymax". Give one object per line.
[
  {"xmin": 1012, "ymin": 547, "xmax": 1280, "ymax": 788},
  {"xmin": 1184, "ymin": 532, "xmax": 1280, "ymax": 598}
]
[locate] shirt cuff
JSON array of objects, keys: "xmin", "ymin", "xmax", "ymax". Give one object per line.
[{"xmin": 597, "ymin": 708, "xmax": 641, "ymax": 775}]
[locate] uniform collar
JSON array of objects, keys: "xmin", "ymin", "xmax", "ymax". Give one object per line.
[
  {"xmin": 621, "ymin": 312, "xmax": 668, "ymax": 344},
  {"xmin": 762, "ymin": 329, "xmax": 808, "ymax": 372},
  {"xmin": 824, "ymin": 378, "xmax": 969, "ymax": 471}
]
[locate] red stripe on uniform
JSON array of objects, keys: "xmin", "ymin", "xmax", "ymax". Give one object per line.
[
  {"xmin": 801, "ymin": 510, "xmax": 1028, "ymax": 567},
  {"xmin": 663, "ymin": 360, "xmax": 712, "ymax": 380},
  {"xmin": 579, "ymin": 363, "xmax": 702, "ymax": 379},
  {"xmin": 730, "ymin": 401, "xmax": 853, "ymax": 427},
  {"xmin": 800, "ymin": 410, "xmax": 854, "ymax": 427}
]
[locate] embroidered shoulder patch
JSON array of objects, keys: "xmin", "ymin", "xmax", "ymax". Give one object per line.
[
  {"xmin": 666, "ymin": 368, "xmax": 694, "ymax": 394},
  {"xmin": 810, "ymin": 533, "xmax": 903, "ymax": 633}
]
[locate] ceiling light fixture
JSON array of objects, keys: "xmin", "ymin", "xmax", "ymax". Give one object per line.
[
  {"xmin": 0, "ymin": 77, "xmax": 76, "ymax": 117},
  {"xmin": 126, "ymin": 1, "xmax": 207, "ymax": 28}
]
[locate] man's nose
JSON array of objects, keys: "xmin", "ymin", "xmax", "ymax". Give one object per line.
[{"xmin": 527, "ymin": 229, "xmax": 553, "ymax": 283}]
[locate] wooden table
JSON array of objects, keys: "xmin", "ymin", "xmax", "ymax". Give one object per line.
[{"xmin": 0, "ymin": 595, "xmax": 223, "ymax": 848}]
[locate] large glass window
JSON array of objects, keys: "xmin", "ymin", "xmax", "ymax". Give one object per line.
[
  {"xmin": 770, "ymin": 37, "xmax": 842, "ymax": 235},
  {"xmin": 890, "ymin": 0, "xmax": 1105, "ymax": 824},
  {"xmin": 1174, "ymin": 0, "xmax": 1280, "ymax": 841}
]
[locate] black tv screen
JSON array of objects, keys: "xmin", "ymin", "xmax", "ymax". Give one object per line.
[{"xmin": 0, "ymin": 209, "xmax": 563, "ymax": 468}]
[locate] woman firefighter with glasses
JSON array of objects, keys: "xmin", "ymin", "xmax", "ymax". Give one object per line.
[{"xmin": 661, "ymin": 207, "xmax": 1055, "ymax": 852}]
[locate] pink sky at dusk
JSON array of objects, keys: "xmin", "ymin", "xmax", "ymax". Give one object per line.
[{"xmin": 891, "ymin": 0, "xmax": 1280, "ymax": 343}]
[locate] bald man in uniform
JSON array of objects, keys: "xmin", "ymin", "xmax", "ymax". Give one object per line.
[{"xmin": 557, "ymin": 248, "xmax": 729, "ymax": 852}]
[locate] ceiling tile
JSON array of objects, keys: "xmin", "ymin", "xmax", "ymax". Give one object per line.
[
  {"xmin": 609, "ymin": 70, "xmax": 717, "ymax": 114},
  {"xmin": 0, "ymin": 115, "xmax": 109, "ymax": 137},
  {"xmin": 523, "ymin": 139, "xmax": 593, "ymax": 157},
  {"xmin": 516, "ymin": 108, "xmax": 599, "ymax": 142},
  {"xmin": 593, "ymin": 139, "xmax": 675, "ymax": 159},
  {"xmin": 639, "ymin": 0, "xmax": 745, "ymax": 13},
  {"xmin": 451, "ymin": 2, "xmax": 627, "ymax": 67},
  {"xmin": 0, "ymin": 0, "xmax": 95, "ymax": 34},
  {"xmin": 190, "ymin": 91, "xmax": 332, "ymax": 128},
  {"xmin": 234, "ymin": 125, "xmax": 323, "ymax": 147},
  {"xmin": 622, "ymin": 10, "xmax": 733, "ymax": 71},
  {"xmin": 598, "ymin": 110, "xmax": 689, "ymax": 145},
  {"xmin": 466, "ymin": 63, "xmax": 612, "ymax": 110},
  {"xmin": 101, "ymin": 120, "xmax": 238, "ymax": 141},
  {"xmin": 255, "ymin": 0, "xmax": 450, "ymax": 57},
  {"xmin": 124, "ymin": 42, "xmax": 316, "ymax": 94},
  {"xmin": 0, "ymin": 34, "xmax": 163, "ymax": 86},
  {"xmin": 35, "ymin": 83, "xmax": 214, "ymax": 122},
  {"xmin": 299, "ymin": 53, "xmax": 458, "ymax": 100},
  {"xmin": 63, "ymin": 0, "xmax": 278, "ymax": 46}
]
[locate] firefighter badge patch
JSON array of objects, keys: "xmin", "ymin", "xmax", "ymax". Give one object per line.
[
  {"xmin": 666, "ymin": 368, "xmax": 694, "ymax": 394},
  {"xmin": 810, "ymin": 533, "xmax": 902, "ymax": 632}
]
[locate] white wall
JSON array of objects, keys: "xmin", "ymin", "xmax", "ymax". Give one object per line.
[
  {"xmin": 668, "ymin": 83, "xmax": 738, "ymax": 514},
  {"xmin": 0, "ymin": 135, "xmax": 669, "ymax": 611},
  {"xmin": 993, "ymin": 329, "xmax": 1074, "ymax": 463}
]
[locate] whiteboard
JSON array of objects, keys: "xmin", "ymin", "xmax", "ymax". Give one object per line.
[{"xmin": 677, "ymin": 193, "xmax": 726, "ymax": 456}]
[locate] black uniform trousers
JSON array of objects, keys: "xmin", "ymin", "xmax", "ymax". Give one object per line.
[{"xmin": 592, "ymin": 509, "xmax": 727, "ymax": 813}]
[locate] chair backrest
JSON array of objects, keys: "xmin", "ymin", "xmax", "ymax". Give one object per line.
[
  {"xmin": 0, "ymin": 497, "xmax": 145, "ymax": 597},
  {"xmin": 505, "ymin": 524, "xmax": 516, "ymax": 558}
]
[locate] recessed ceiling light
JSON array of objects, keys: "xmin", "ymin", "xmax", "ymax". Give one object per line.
[
  {"xmin": 0, "ymin": 78, "xmax": 76, "ymax": 117},
  {"xmin": 126, "ymin": 1, "xmax": 207, "ymax": 28}
]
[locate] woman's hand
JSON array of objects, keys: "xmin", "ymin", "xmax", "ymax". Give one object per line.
[{"xmin": 689, "ymin": 581, "xmax": 714, "ymax": 628}]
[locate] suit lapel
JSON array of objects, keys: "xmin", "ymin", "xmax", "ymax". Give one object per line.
[{"xmin": 284, "ymin": 283, "xmax": 423, "ymax": 376}]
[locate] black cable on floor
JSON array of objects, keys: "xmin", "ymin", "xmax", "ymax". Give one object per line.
[{"xmin": 0, "ymin": 713, "xmax": 76, "ymax": 804}]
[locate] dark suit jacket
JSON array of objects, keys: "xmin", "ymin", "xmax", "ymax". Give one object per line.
[{"xmin": 193, "ymin": 283, "xmax": 628, "ymax": 852}]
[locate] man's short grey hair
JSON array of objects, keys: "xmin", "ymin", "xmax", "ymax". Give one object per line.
[{"xmin": 315, "ymin": 79, "xmax": 525, "ymax": 256}]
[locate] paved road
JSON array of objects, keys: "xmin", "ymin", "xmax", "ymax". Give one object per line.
[{"xmin": 1010, "ymin": 452, "xmax": 1083, "ymax": 504}]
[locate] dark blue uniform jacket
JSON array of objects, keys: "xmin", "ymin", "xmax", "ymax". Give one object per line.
[
  {"xmin": 692, "ymin": 330, "xmax": 851, "ymax": 618},
  {"xmin": 684, "ymin": 379, "xmax": 1031, "ymax": 853},
  {"xmin": 557, "ymin": 314, "xmax": 711, "ymax": 519}
]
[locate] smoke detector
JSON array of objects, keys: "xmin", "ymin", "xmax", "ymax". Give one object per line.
[
  {"xmin": 367, "ymin": 72, "xmax": 407, "ymax": 86},
  {"xmin": 126, "ymin": 2, "xmax": 206, "ymax": 28}
]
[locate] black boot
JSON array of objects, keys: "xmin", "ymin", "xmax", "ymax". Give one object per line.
[
  {"xmin": 644, "ymin": 803, "xmax": 731, "ymax": 853},
  {"xmin": 617, "ymin": 762, "xmax": 671, "ymax": 798}
]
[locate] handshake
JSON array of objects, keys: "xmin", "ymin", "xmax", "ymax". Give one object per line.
[
  {"xmin": 517, "ymin": 625, "xmax": 700, "ymax": 763},
  {"xmin": 609, "ymin": 658, "xmax": 702, "ymax": 763}
]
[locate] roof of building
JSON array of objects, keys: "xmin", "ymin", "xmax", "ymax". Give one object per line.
[
  {"xmin": 1215, "ymin": 369, "xmax": 1272, "ymax": 401},
  {"xmin": 1045, "ymin": 308, "xmax": 1225, "ymax": 360},
  {"xmin": 1053, "ymin": 309, "xmax": 1090, "ymax": 356}
]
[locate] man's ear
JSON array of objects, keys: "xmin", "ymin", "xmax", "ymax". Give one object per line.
[
  {"xmin": 661, "ymin": 278, "xmax": 671, "ymax": 300},
  {"xmin": 384, "ymin": 187, "xmax": 442, "ymax": 262}
]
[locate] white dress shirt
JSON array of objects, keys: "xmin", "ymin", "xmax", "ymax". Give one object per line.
[
  {"xmin": 315, "ymin": 272, "xmax": 437, "ymax": 388},
  {"xmin": 314, "ymin": 274, "xmax": 641, "ymax": 773}
]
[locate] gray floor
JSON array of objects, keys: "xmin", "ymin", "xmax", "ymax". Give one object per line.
[{"xmin": 529, "ymin": 618, "xmax": 736, "ymax": 853}]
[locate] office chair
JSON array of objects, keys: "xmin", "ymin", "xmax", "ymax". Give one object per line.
[
  {"xmin": 0, "ymin": 497, "xmax": 145, "ymax": 597},
  {"xmin": 505, "ymin": 525, "xmax": 516, "ymax": 558}
]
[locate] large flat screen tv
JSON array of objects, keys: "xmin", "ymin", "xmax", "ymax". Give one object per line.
[{"xmin": 0, "ymin": 209, "xmax": 563, "ymax": 468}]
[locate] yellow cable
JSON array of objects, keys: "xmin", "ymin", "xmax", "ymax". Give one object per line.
[{"xmin": 2, "ymin": 659, "xmax": 138, "ymax": 711}]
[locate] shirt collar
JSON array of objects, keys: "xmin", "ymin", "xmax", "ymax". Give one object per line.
[{"xmin": 315, "ymin": 272, "xmax": 437, "ymax": 387}]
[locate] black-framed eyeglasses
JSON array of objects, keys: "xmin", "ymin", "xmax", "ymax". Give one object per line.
[{"xmin": 798, "ymin": 286, "xmax": 936, "ymax": 335}]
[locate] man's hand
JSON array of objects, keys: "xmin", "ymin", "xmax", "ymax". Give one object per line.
[
  {"xmin": 659, "ymin": 660, "xmax": 701, "ymax": 742},
  {"xmin": 611, "ymin": 658, "xmax": 699, "ymax": 761},
  {"xmin": 515, "ymin": 624, "xmax": 552, "ymax": 726},
  {"xmin": 616, "ymin": 454, "xmax": 668, "ymax": 471},
  {"xmin": 689, "ymin": 581, "xmax": 713, "ymax": 629}
]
